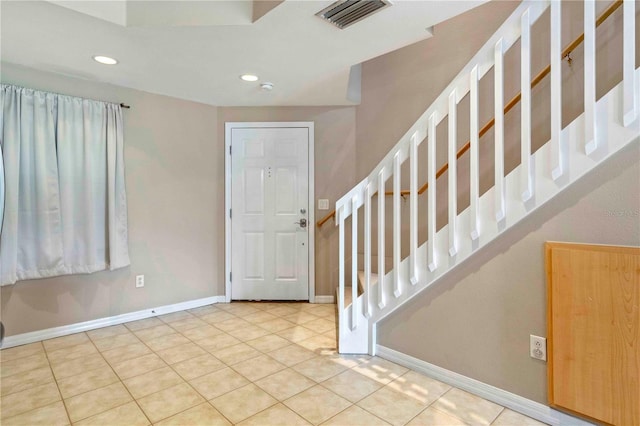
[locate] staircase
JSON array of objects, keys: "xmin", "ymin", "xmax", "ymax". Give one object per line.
[{"xmin": 334, "ymin": 0, "xmax": 639, "ymax": 355}]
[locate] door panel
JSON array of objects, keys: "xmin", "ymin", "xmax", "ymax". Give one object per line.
[{"xmin": 231, "ymin": 127, "xmax": 309, "ymax": 300}]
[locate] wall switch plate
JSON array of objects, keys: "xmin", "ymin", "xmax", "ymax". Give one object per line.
[
  {"xmin": 318, "ymin": 199, "xmax": 330, "ymax": 210},
  {"xmin": 530, "ymin": 335, "xmax": 547, "ymax": 361},
  {"xmin": 136, "ymin": 275, "xmax": 145, "ymax": 288}
]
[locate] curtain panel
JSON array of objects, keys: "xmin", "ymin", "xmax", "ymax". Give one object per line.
[{"xmin": 0, "ymin": 84, "xmax": 130, "ymax": 286}]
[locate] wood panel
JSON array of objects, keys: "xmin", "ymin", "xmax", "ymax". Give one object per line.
[{"xmin": 546, "ymin": 242, "xmax": 640, "ymax": 426}]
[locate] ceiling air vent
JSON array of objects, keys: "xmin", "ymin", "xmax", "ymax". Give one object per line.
[{"xmin": 316, "ymin": 0, "xmax": 392, "ymax": 30}]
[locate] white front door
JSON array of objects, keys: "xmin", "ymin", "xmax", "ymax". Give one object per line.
[{"xmin": 229, "ymin": 126, "xmax": 311, "ymax": 300}]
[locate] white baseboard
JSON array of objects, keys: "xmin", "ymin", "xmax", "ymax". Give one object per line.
[
  {"xmin": 1, "ymin": 295, "xmax": 226, "ymax": 349},
  {"xmin": 376, "ymin": 345, "xmax": 593, "ymax": 426},
  {"xmin": 314, "ymin": 295, "xmax": 335, "ymax": 304}
]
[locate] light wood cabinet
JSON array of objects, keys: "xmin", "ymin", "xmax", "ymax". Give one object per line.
[{"xmin": 546, "ymin": 242, "xmax": 640, "ymax": 425}]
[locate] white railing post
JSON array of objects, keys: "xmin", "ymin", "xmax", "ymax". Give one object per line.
[
  {"xmin": 470, "ymin": 65, "xmax": 480, "ymax": 241},
  {"xmin": 337, "ymin": 207, "xmax": 345, "ymax": 323},
  {"xmin": 350, "ymin": 196, "xmax": 359, "ymax": 331},
  {"xmin": 494, "ymin": 39, "xmax": 506, "ymax": 222},
  {"xmin": 363, "ymin": 183, "xmax": 372, "ymax": 318},
  {"xmin": 409, "ymin": 134, "xmax": 419, "ymax": 285},
  {"xmin": 622, "ymin": 0, "xmax": 637, "ymax": 127},
  {"xmin": 377, "ymin": 169, "xmax": 386, "ymax": 309},
  {"xmin": 521, "ymin": 8, "xmax": 533, "ymax": 202},
  {"xmin": 393, "ymin": 153, "xmax": 402, "ymax": 297},
  {"xmin": 550, "ymin": 0, "xmax": 563, "ymax": 180},
  {"xmin": 448, "ymin": 90, "xmax": 458, "ymax": 256},
  {"xmin": 584, "ymin": 0, "xmax": 597, "ymax": 155},
  {"xmin": 428, "ymin": 113, "xmax": 438, "ymax": 270}
]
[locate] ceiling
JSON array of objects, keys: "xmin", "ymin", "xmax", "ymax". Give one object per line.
[{"xmin": 1, "ymin": 0, "xmax": 487, "ymax": 106}]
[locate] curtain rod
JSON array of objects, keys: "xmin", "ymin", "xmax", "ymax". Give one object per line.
[{"xmin": 120, "ymin": 103, "xmax": 131, "ymax": 109}]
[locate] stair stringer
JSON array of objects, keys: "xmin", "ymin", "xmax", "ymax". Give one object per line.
[{"xmin": 343, "ymin": 69, "xmax": 640, "ymax": 354}]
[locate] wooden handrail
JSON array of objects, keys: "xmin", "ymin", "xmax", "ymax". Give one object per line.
[{"xmin": 317, "ymin": 0, "xmax": 623, "ymax": 228}]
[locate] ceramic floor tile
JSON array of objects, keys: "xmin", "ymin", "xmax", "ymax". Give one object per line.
[
  {"xmin": 137, "ymin": 382, "xmax": 205, "ymax": 423},
  {"xmin": 233, "ymin": 354, "xmax": 287, "ymax": 381},
  {"xmin": 258, "ymin": 318, "xmax": 297, "ymax": 333},
  {"xmin": 255, "ymin": 368, "xmax": 316, "ymax": 400},
  {"xmin": 292, "ymin": 356, "xmax": 348, "ymax": 382},
  {"xmin": 124, "ymin": 317, "xmax": 164, "ymax": 331},
  {"xmin": 144, "ymin": 332, "xmax": 190, "ymax": 352},
  {"xmin": 74, "ymin": 401, "xmax": 149, "ymax": 426},
  {"xmin": 301, "ymin": 318, "xmax": 336, "ymax": 334},
  {"xmin": 222, "ymin": 304, "xmax": 261, "ymax": 316},
  {"xmin": 268, "ymin": 344, "xmax": 317, "ymax": 367},
  {"xmin": 168, "ymin": 316, "xmax": 208, "ymax": 332},
  {"xmin": 276, "ymin": 326, "xmax": 318, "ymax": 343},
  {"xmin": 491, "ymin": 408, "xmax": 546, "ymax": 425},
  {"xmin": 246, "ymin": 334, "xmax": 291, "ymax": 353},
  {"xmin": 0, "ymin": 382, "xmax": 61, "ymax": 419},
  {"xmin": 284, "ymin": 385, "xmax": 351, "ymax": 425},
  {"xmin": 0, "ymin": 366, "xmax": 54, "ymax": 396},
  {"xmin": 156, "ymin": 342, "xmax": 207, "ymax": 365},
  {"xmin": 158, "ymin": 310, "xmax": 195, "ymax": 324},
  {"xmin": 47, "ymin": 341, "xmax": 98, "ymax": 365},
  {"xmin": 87, "ymin": 324, "xmax": 130, "ymax": 341},
  {"xmin": 243, "ymin": 311, "xmax": 279, "ymax": 324},
  {"xmin": 92, "ymin": 332, "xmax": 140, "ymax": 352},
  {"xmin": 357, "ymin": 386, "xmax": 427, "ymax": 426},
  {"xmin": 283, "ymin": 311, "xmax": 321, "ymax": 325},
  {"xmin": 50, "ymin": 353, "xmax": 109, "ymax": 380},
  {"xmin": 155, "ymin": 402, "xmax": 231, "ymax": 426},
  {"xmin": 321, "ymin": 369, "xmax": 382, "ymax": 403},
  {"xmin": 326, "ymin": 353, "xmax": 371, "ymax": 369},
  {"xmin": 111, "ymin": 353, "xmax": 167, "ymax": 380},
  {"xmin": 1, "ymin": 401, "xmax": 69, "ymax": 426},
  {"xmin": 238, "ymin": 403, "xmax": 311, "ymax": 426},
  {"xmin": 227, "ymin": 325, "xmax": 272, "ymax": 341},
  {"xmin": 122, "ymin": 365, "xmax": 184, "ymax": 399},
  {"xmin": 387, "ymin": 371, "xmax": 451, "ymax": 405},
  {"xmin": 172, "ymin": 353, "xmax": 226, "ymax": 381},
  {"xmin": 195, "ymin": 333, "xmax": 241, "ymax": 352},
  {"xmin": 0, "ymin": 342, "xmax": 44, "ymax": 363},
  {"xmin": 133, "ymin": 324, "xmax": 175, "ymax": 342},
  {"xmin": 187, "ymin": 305, "xmax": 221, "ymax": 317},
  {"xmin": 200, "ymin": 311, "xmax": 236, "ymax": 324},
  {"xmin": 1, "ymin": 353, "xmax": 49, "ymax": 378},
  {"xmin": 352, "ymin": 357, "xmax": 408, "ymax": 385},
  {"xmin": 321, "ymin": 405, "xmax": 390, "ymax": 426},
  {"xmin": 215, "ymin": 318, "xmax": 252, "ymax": 332},
  {"xmin": 406, "ymin": 406, "xmax": 468, "ymax": 426},
  {"xmin": 102, "ymin": 342, "xmax": 152, "ymax": 365},
  {"xmin": 189, "ymin": 367, "xmax": 250, "ymax": 400},
  {"xmin": 210, "ymin": 383, "xmax": 278, "ymax": 424},
  {"xmin": 297, "ymin": 335, "xmax": 337, "ymax": 353},
  {"xmin": 57, "ymin": 366, "xmax": 119, "ymax": 399},
  {"xmin": 431, "ymin": 388, "xmax": 503, "ymax": 426},
  {"xmin": 43, "ymin": 333, "xmax": 89, "ymax": 353},
  {"xmin": 64, "ymin": 382, "xmax": 132, "ymax": 423},
  {"xmin": 265, "ymin": 306, "xmax": 299, "ymax": 317},
  {"xmin": 211, "ymin": 343, "xmax": 261, "ymax": 365},
  {"xmin": 181, "ymin": 325, "xmax": 224, "ymax": 341},
  {"xmin": 304, "ymin": 305, "xmax": 336, "ymax": 318}
]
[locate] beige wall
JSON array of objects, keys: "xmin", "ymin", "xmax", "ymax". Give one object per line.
[{"xmin": 217, "ymin": 107, "xmax": 357, "ymax": 297}]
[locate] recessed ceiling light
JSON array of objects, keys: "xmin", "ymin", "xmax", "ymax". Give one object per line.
[
  {"xmin": 240, "ymin": 74, "xmax": 259, "ymax": 82},
  {"xmin": 93, "ymin": 55, "xmax": 118, "ymax": 65}
]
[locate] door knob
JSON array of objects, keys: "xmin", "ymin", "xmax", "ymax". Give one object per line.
[{"xmin": 295, "ymin": 218, "xmax": 307, "ymax": 228}]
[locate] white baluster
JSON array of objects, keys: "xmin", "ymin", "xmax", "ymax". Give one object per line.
[
  {"xmin": 393, "ymin": 153, "xmax": 402, "ymax": 297},
  {"xmin": 377, "ymin": 169, "xmax": 386, "ymax": 309},
  {"xmin": 337, "ymin": 207, "xmax": 345, "ymax": 324},
  {"xmin": 550, "ymin": 0, "xmax": 563, "ymax": 180},
  {"xmin": 584, "ymin": 0, "xmax": 597, "ymax": 155},
  {"xmin": 428, "ymin": 113, "xmax": 438, "ymax": 270},
  {"xmin": 470, "ymin": 65, "xmax": 480, "ymax": 241},
  {"xmin": 521, "ymin": 9, "xmax": 533, "ymax": 202},
  {"xmin": 448, "ymin": 90, "xmax": 458, "ymax": 256},
  {"xmin": 409, "ymin": 134, "xmax": 419, "ymax": 284},
  {"xmin": 363, "ymin": 183, "xmax": 372, "ymax": 318},
  {"xmin": 494, "ymin": 39, "xmax": 506, "ymax": 222},
  {"xmin": 623, "ymin": 0, "xmax": 637, "ymax": 127},
  {"xmin": 351, "ymin": 195, "xmax": 358, "ymax": 331}
]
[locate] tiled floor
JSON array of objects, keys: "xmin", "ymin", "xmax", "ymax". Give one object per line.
[{"xmin": 0, "ymin": 302, "xmax": 546, "ymax": 425}]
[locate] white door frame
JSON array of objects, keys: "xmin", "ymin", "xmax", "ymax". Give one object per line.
[{"xmin": 225, "ymin": 122, "xmax": 315, "ymax": 303}]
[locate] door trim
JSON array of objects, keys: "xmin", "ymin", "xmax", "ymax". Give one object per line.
[{"xmin": 225, "ymin": 122, "xmax": 315, "ymax": 303}]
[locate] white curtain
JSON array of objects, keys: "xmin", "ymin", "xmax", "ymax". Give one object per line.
[{"xmin": 0, "ymin": 85, "xmax": 129, "ymax": 286}]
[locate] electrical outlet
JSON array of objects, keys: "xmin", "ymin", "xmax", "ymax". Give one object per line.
[
  {"xmin": 135, "ymin": 275, "xmax": 145, "ymax": 288},
  {"xmin": 530, "ymin": 335, "xmax": 547, "ymax": 361},
  {"xmin": 318, "ymin": 199, "xmax": 330, "ymax": 210}
]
